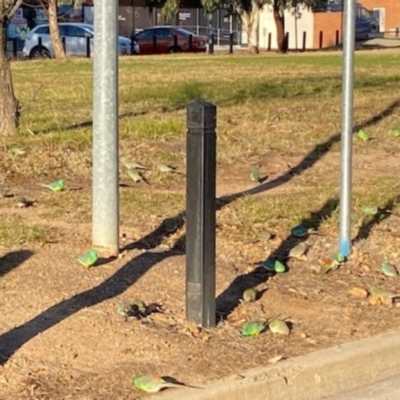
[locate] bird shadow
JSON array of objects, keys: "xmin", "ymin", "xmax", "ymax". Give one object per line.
[
  {"xmin": 352, "ymin": 195, "xmax": 400, "ymax": 244},
  {"xmin": 94, "ymin": 256, "xmax": 118, "ymax": 267},
  {"xmin": 0, "ymin": 250, "xmax": 34, "ymax": 279}
]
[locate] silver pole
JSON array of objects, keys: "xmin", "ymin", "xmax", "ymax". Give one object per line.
[
  {"xmin": 339, "ymin": 0, "xmax": 356, "ymax": 257},
  {"xmin": 92, "ymin": 1, "xmax": 119, "ymax": 255}
]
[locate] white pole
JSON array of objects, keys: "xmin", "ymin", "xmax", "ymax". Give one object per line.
[
  {"xmin": 339, "ymin": 0, "xmax": 356, "ymax": 257},
  {"xmin": 92, "ymin": 1, "xmax": 119, "ymax": 255}
]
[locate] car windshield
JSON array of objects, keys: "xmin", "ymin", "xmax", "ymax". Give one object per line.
[
  {"xmin": 174, "ymin": 27, "xmax": 194, "ymax": 36},
  {"xmin": 82, "ymin": 25, "xmax": 94, "ymax": 33}
]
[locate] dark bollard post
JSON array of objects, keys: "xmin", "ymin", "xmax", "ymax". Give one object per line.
[
  {"xmin": 186, "ymin": 100, "xmax": 217, "ymax": 328},
  {"xmin": 209, "ymin": 34, "xmax": 214, "ymax": 54},
  {"xmin": 335, "ymin": 29, "xmax": 340, "ymax": 46},
  {"xmin": 173, "ymin": 34, "xmax": 178, "ymax": 49},
  {"xmin": 319, "ymin": 31, "xmax": 323, "ymax": 49},
  {"xmin": 152, "ymin": 35, "xmax": 157, "ymax": 53},
  {"xmin": 130, "ymin": 33, "xmax": 135, "ymax": 55},
  {"xmin": 38, "ymin": 36, "xmax": 43, "ymax": 52},
  {"xmin": 229, "ymin": 32, "xmax": 233, "ymax": 54},
  {"xmin": 61, "ymin": 36, "xmax": 66, "ymax": 52},
  {"xmin": 188, "ymin": 34, "xmax": 193, "ymax": 50},
  {"xmin": 12, "ymin": 37, "xmax": 17, "ymax": 58},
  {"xmin": 86, "ymin": 36, "xmax": 91, "ymax": 57},
  {"xmin": 284, "ymin": 32, "xmax": 289, "ymax": 51},
  {"xmin": 302, "ymin": 31, "xmax": 306, "ymax": 51},
  {"xmin": 396, "ymin": 28, "xmax": 399, "ymax": 38},
  {"xmin": 267, "ymin": 32, "xmax": 272, "ymax": 51}
]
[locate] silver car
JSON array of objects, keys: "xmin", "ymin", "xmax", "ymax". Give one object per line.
[{"xmin": 22, "ymin": 22, "xmax": 139, "ymax": 59}]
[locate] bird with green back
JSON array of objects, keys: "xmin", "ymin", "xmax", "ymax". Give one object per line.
[
  {"xmin": 250, "ymin": 167, "xmax": 262, "ymax": 184},
  {"xmin": 40, "ymin": 179, "xmax": 65, "ymax": 192},
  {"xmin": 122, "ymin": 159, "xmax": 149, "ymax": 170},
  {"xmin": 127, "ymin": 167, "xmax": 150, "ymax": 185},
  {"xmin": 268, "ymin": 318, "xmax": 290, "ymax": 335},
  {"xmin": 288, "ymin": 242, "xmax": 308, "ymax": 259},
  {"xmin": 74, "ymin": 249, "xmax": 98, "ymax": 268},
  {"xmin": 133, "ymin": 375, "xmax": 196, "ymax": 393},
  {"xmin": 241, "ymin": 287, "xmax": 258, "ymax": 303},
  {"xmin": 380, "ymin": 261, "xmax": 399, "ymax": 278},
  {"xmin": 389, "ymin": 129, "xmax": 400, "ymax": 138},
  {"xmin": 357, "ymin": 129, "xmax": 370, "ymax": 142},
  {"xmin": 261, "ymin": 259, "xmax": 286, "ymax": 273},
  {"xmin": 241, "ymin": 319, "xmax": 267, "ymax": 336}
]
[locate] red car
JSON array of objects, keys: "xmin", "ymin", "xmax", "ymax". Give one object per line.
[{"xmin": 133, "ymin": 26, "xmax": 207, "ymax": 55}]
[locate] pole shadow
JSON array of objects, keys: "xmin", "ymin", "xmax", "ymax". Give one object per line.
[
  {"xmin": 0, "ymin": 250, "xmax": 34, "ymax": 279},
  {"xmin": 352, "ymin": 195, "xmax": 400, "ymax": 244}
]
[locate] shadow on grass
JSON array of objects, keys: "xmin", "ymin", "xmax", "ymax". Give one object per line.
[
  {"xmin": 352, "ymin": 195, "xmax": 400, "ymax": 244},
  {"xmin": 0, "ymin": 250, "xmax": 34, "ymax": 279},
  {"xmin": 215, "ymin": 197, "xmax": 339, "ymax": 318},
  {"xmin": 0, "ymin": 98, "xmax": 399, "ymax": 366}
]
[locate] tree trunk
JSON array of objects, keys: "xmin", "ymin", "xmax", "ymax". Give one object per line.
[
  {"xmin": 0, "ymin": 23, "xmax": 19, "ymax": 136},
  {"xmin": 273, "ymin": 3, "xmax": 286, "ymax": 52},
  {"xmin": 240, "ymin": 6, "xmax": 260, "ymax": 55},
  {"xmin": 48, "ymin": 0, "xmax": 66, "ymax": 59}
]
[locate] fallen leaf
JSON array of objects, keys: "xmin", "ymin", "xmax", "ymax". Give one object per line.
[
  {"xmin": 268, "ymin": 355, "xmax": 285, "ymax": 364},
  {"xmin": 230, "ymin": 374, "xmax": 245, "ymax": 380},
  {"xmin": 381, "ymin": 297, "xmax": 393, "ymax": 307},
  {"xmin": 368, "ymin": 295, "xmax": 382, "ymax": 306},
  {"xmin": 348, "ymin": 287, "xmax": 368, "ymax": 299}
]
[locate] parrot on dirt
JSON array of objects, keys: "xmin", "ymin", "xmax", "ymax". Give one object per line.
[
  {"xmin": 250, "ymin": 167, "xmax": 262, "ymax": 184},
  {"xmin": 40, "ymin": 179, "xmax": 65, "ymax": 192},
  {"xmin": 268, "ymin": 318, "xmax": 290, "ymax": 335},
  {"xmin": 288, "ymin": 242, "xmax": 308, "ymax": 259},
  {"xmin": 357, "ymin": 129, "xmax": 370, "ymax": 142},
  {"xmin": 127, "ymin": 167, "xmax": 150, "ymax": 185},
  {"xmin": 380, "ymin": 261, "xmax": 399, "ymax": 278},
  {"xmin": 133, "ymin": 375, "xmax": 196, "ymax": 393},
  {"xmin": 122, "ymin": 159, "xmax": 149, "ymax": 170},
  {"xmin": 74, "ymin": 249, "xmax": 98, "ymax": 268},
  {"xmin": 389, "ymin": 129, "xmax": 400, "ymax": 137},
  {"xmin": 241, "ymin": 319, "xmax": 267, "ymax": 336},
  {"xmin": 261, "ymin": 259, "xmax": 286, "ymax": 273},
  {"xmin": 241, "ymin": 287, "xmax": 258, "ymax": 303}
]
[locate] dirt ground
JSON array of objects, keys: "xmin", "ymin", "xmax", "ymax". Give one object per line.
[{"xmin": 1, "ymin": 149, "xmax": 400, "ymax": 400}]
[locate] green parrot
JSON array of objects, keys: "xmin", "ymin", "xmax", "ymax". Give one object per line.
[
  {"xmin": 380, "ymin": 261, "xmax": 399, "ymax": 278},
  {"xmin": 357, "ymin": 129, "xmax": 370, "ymax": 142},
  {"xmin": 127, "ymin": 167, "xmax": 150, "ymax": 185},
  {"xmin": 389, "ymin": 129, "xmax": 400, "ymax": 138},
  {"xmin": 361, "ymin": 205, "xmax": 378, "ymax": 216},
  {"xmin": 261, "ymin": 259, "xmax": 286, "ymax": 273},
  {"xmin": 122, "ymin": 159, "xmax": 149, "ymax": 170},
  {"xmin": 133, "ymin": 375, "xmax": 194, "ymax": 393},
  {"xmin": 40, "ymin": 179, "xmax": 65, "ymax": 192},
  {"xmin": 241, "ymin": 319, "xmax": 267, "ymax": 336},
  {"xmin": 250, "ymin": 167, "xmax": 262, "ymax": 184},
  {"xmin": 242, "ymin": 287, "xmax": 258, "ymax": 303},
  {"xmin": 9, "ymin": 146, "xmax": 26, "ymax": 156},
  {"xmin": 268, "ymin": 318, "xmax": 290, "ymax": 335},
  {"xmin": 74, "ymin": 249, "xmax": 98, "ymax": 268},
  {"xmin": 288, "ymin": 242, "xmax": 307, "ymax": 259}
]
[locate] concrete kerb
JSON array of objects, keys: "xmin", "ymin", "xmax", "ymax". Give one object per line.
[{"xmin": 150, "ymin": 330, "xmax": 400, "ymax": 400}]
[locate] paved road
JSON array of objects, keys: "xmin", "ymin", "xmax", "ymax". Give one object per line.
[{"xmin": 325, "ymin": 375, "xmax": 400, "ymax": 399}]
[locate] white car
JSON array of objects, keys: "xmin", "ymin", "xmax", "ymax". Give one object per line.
[{"xmin": 22, "ymin": 22, "xmax": 139, "ymax": 59}]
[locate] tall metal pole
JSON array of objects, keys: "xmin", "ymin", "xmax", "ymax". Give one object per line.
[
  {"xmin": 92, "ymin": 1, "xmax": 119, "ymax": 255},
  {"xmin": 339, "ymin": 0, "xmax": 356, "ymax": 257}
]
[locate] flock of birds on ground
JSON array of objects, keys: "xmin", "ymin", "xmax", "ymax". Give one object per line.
[{"xmin": 1, "ymin": 127, "xmax": 400, "ymax": 393}]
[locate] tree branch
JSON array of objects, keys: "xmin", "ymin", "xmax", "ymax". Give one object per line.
[{"xmin": 5, "ymin": 0, "xmax": 23, "ymax": 19}]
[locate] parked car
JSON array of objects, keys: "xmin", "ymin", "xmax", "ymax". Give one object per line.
[
  {"xmin": 22, "ymin": 22, "xmax": 139, "ymax": 59},
  {"xmin": 133, "ymin": 26, "xmax": 207, "ymax": 55}
]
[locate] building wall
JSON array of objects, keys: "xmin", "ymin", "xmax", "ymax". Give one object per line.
[
  {"xmin": 313, "ymin": 12, "xmax": 342, "ymax": 49},
  {"xmin": 258, "ymin": 4, "xmax": 314, "ymax": 50},
  {"xmin": 361, "ymin": 0, "xmax": 400, "ymax": 34}
]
